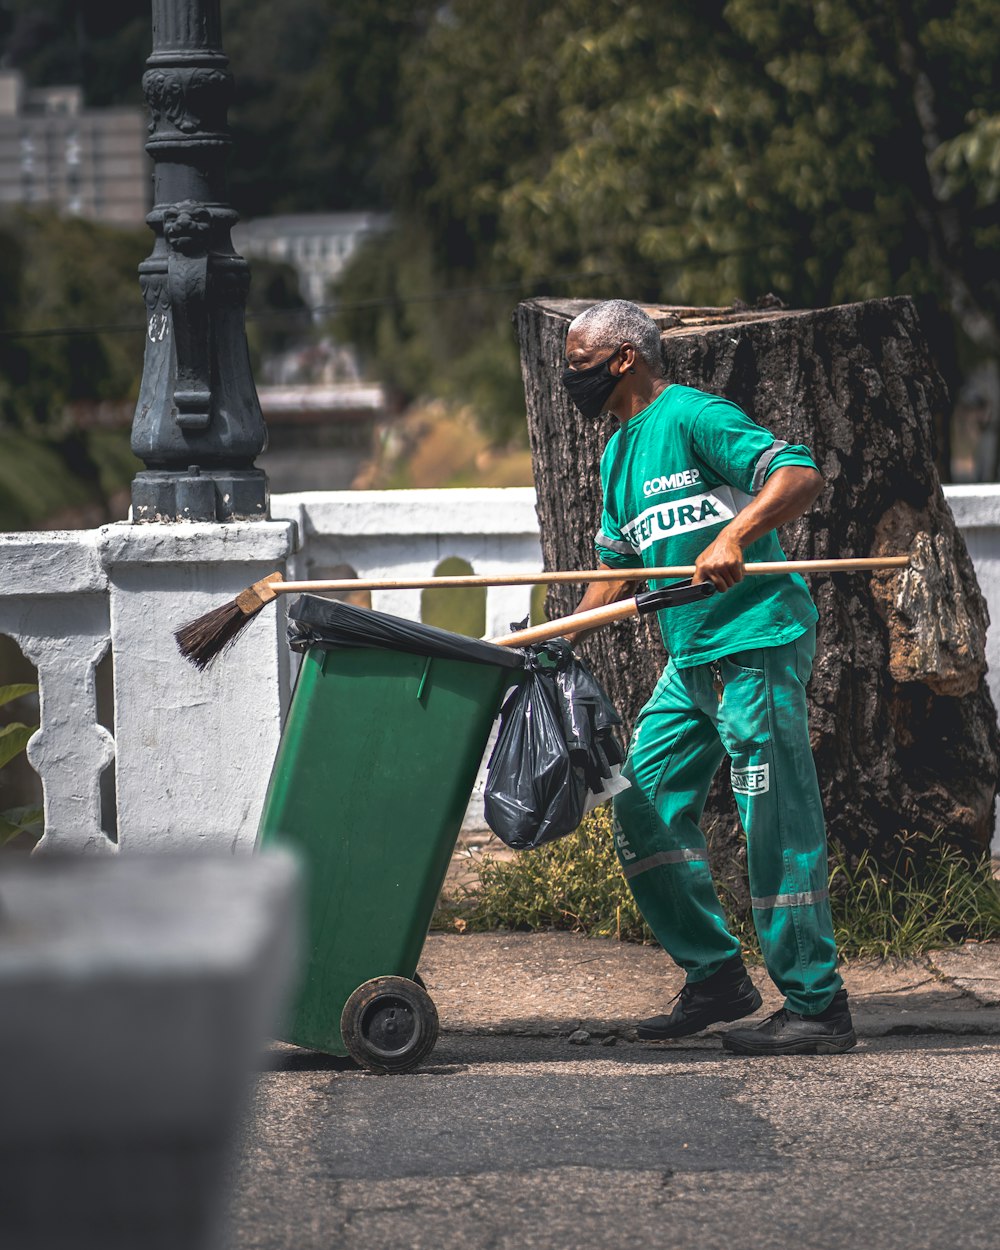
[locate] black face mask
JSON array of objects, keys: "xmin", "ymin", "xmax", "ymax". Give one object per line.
[{"xmin": 561, "ymin": 346, "xmax": 623, "ymax": 419}]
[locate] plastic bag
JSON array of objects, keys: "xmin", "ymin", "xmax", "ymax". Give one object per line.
[
  {"xmin": 549, "ymin": 640, "xmax": 627, "ymax": 797},
  {"xmin": 484, "ymin": 641, "xmax": 629, "ymax": 850},
  {"xmin": 287, "ymin": 594, "xmax": 523, "ymax": 669}
]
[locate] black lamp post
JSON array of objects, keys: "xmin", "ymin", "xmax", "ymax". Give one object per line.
[{"xmin": 130, "ymin": 0, "xmax": 268, "ymax": 522}]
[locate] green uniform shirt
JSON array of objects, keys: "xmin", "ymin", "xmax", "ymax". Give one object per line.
[{"xmin": 594, "ymin": 384, "xmax": 819, "ymax": 668}]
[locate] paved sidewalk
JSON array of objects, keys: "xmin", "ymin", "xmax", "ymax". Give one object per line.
[
  {"xmin": 232, "ymin": 937, "xmax": 1000, "ymax": 1250},
  {"xmin": 417, "ymin": 932, "xmax": 1000, "ymax": 1040}
]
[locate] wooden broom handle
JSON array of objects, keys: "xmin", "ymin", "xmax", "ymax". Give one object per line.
[
  {"xmin": 489, "ymin": 599, "xmax": 642, "ymax": 648},
  {"xmin": 272, "ymin": 556, "xmax": 909, "ymax": 595}
]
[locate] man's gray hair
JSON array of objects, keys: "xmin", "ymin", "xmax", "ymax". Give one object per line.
[{"xmin": 568, "ymin": 299, "xmax": 664, "ymax": 372}]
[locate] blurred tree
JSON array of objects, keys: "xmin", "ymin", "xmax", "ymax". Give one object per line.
[
  {"xmin": 8, "ymin": 1, "xmax": 997, "ymax": 343},
  {"xmin": 0, "ymin": 0, "xmax": 148, "ymax": 106},
  {"xmin": 0, "ymin": 211, "xmax": 147, "ymax": 429},
  {"xmin": 387, "ymin": 0, "xmax": 999, "ymax": 351},
  {"xmin": 331, "ymin": 2, "xmax": 581, "ymax": 443},
  {"xmin": 0, "ymin": 209, "xmax": 148, "ymax": 528},
  {"xmin": 0, "ymin": 0, "xmax": 431, "ymax": 215},
  {"xmin": 226, "ymin": 0, "xmax": 435, "ymax": 215},
  {"xmin": 5, "ymin": 2, "xmax": 999, "ymax": 455},
  {"xmin": 330, "ymin": 222, "xmax": 529, "ymax": 443},
  {"xmin": 328, "ymin": 0, "xmax": 1000, "ymax": 452},
  {"xmin": 244, "ymin": 256, "xmax": 309, "ymax": 376},
  {"xmin": 0, "ymin": 208, "xmax": 308, "ymax": 528}
]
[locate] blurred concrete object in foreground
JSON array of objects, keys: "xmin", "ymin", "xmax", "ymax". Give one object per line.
[{"xmin": 0, "ymin": 852, "xmax": 300, "ymax": 1250}]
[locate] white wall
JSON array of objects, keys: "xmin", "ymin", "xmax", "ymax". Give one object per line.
[
  {"xmin": 1, "ymin": 486, "xmax": 997, "ymax": 853},
  {"xmin": 943, "ymin": 485, "xmax": 1000, "ymax": 852}
]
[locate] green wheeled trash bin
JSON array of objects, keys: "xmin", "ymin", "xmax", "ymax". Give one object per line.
[{"xmin": 256, "ymin": 594, "xmax": 524, "ymax": 1074}]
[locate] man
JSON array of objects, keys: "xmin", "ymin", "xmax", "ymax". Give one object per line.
[{"xmin": 561, "ymin": 299, "xmax": 855, "ymax": 1056}]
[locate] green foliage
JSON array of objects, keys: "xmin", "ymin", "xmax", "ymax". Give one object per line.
[
  {"xmin": 328, "ymin": 0, "xmax": 1000, "ymax": 437},
  {"xmin": 387, "ymin": 0, "xmax": 998, "ymax": 340},
  {"xmin": 0, "ymin": 804, "xmax": 44, "ymax": 847},
  {"xmin": 0, "ymin": 721, "xmax": 34, "ymax": 771},
  {"xmin": 2, "ymin": 0, "xmax": 435, "ymax": 216},
  {"xmin": 826, "ymin": 845, "xmax": 1000, "ymax": 960},
  {"xmin": 332, "ymin": 225, "xmax": 527, "ymax": 444},
  {"xmin": 0, "ymin": 1, "xmax": 148, "ymax": 107},
  {"xmin": 456, "ymin": 807, "xmax": 654, "ymax": 943},
  {"xmin": 245, "ymin": 257, "xmax": 310, "ymax": 374},
  {"xmin": 0, "ymin": 684, "xmax": 38, "ymax": 709},
  {"xmin": 83, "ymin": 429, "xmax": 143, "ymax": 506},
  {"xmin": 0, "ymin": 683, "xmax": 40, "ymax": 848},
  {"xmin": 437, "ymin": 330, "xmax": 529, "ymax": 447},
  {"xmin": 0, "ymin": 207, "xmax": 310, "ymax": 530},
  {"xmin": 7, "ymin": 2, "xmax": 1000, "ymax": 444},
  {"xmin": 453, "ymin": 807, "xmax": 1000, "ymax": 959},
  {"xmin": 0, "ymin": 430, "xmax": 104, "ymax": 530},
  {"xmin": 0, "ymin": 208, "xmax": 147, "ymax": 527},
  {"xmin": 0, "ymin": 209, "xmax": 147, "ymax": 430},
  {"xmin": 8, "ymin": 3, "xmax": 999, "ymax": 332},
  {"xmin": 217, "ymin": 0, "xmax": 438, "ymax": 215},
  {"xmin": 331, "ymin": 223, "xmax": 439, "ymax": 399}
]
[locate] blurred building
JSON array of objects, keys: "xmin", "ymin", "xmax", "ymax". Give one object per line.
[
  {"xmin": 233, "ymin": 212, "xmax": 389, "ymax": 315},
  {"xmin": 0, "ymin": 70, "xmax": 148, "ymax": 226}
]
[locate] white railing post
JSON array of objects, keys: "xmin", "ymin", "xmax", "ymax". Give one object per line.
[
  {"xmin": 21, "ymin": 610, "xmax": 115, "ymax": 856},
  {"xmin": 0, "ymin": 533, "xmax": 114, "ymax": 855},
  {"xmin": 100, "ymin": 521, "xmax": 297, "ymax": 854}
]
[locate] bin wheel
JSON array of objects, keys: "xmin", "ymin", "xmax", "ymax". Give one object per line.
[
  {"xmin": 341, "ymin": 976, "xmax": 439, "ymax": 1074},
  {"xmin": 411, "ymin": 972, "xmax": 426, "ymax": 990}
]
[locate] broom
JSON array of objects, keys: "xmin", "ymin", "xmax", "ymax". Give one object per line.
[{"xmin": 175, "ymin": 555, "xmax": 911, "ymax": 669}]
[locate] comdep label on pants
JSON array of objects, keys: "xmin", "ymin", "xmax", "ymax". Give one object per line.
[{"xmin": 731, "ymin": 763, "xmax": 770, "ymax": 796}]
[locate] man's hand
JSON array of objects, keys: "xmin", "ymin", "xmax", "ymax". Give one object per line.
[
  {"xmin": 693, "ymin": 465, "xmax": 823, "ymax": 593},
  {"xmin": 693, "ymin": 532, "xmax": 745, "ymax": 592}
]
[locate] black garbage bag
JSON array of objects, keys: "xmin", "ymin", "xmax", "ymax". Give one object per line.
[
  {"xmin": 547, "ymin": 640, "xmax": 626, "ymax": 794},
  {"xmin": 484, "ymin": 641, "xmax": 628, "ymax": 851},
  {"xmin": 286, "ymin": 594, "xmax": 523, "ymax": 668}
]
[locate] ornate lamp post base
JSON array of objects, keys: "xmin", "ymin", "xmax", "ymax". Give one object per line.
[{"xmin": 132, "ymin": 466, "xmax": 268, "ymax": 523}]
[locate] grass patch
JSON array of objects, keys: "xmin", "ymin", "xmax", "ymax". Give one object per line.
[
  {"xmin": 458, "ymin": 807, "xmax": 652, "ymax": 943},
  {"xmin": 443, "ymin": 808, "xmax": 1000, "ymax": 960},
  {"xmin": 826, "ymin": 844, "xmax": 1000, "ymax": 959}
]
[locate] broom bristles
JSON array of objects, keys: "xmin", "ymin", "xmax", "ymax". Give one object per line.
[{"xmin": 174, "ymin": 599, "xmax": 261, "ymax": 669}]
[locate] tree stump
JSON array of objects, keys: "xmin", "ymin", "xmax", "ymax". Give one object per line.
[{"xmin": 514, "ymin": 296, "xmax": 999, "ymax": 905}]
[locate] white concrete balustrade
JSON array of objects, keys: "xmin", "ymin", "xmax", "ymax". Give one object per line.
[
  {"xmin": 0, "ymin": 489, "xmax": 542, "ymax": 855},
  {"xmin": 1, "ymin": 485, "xmax": 999, "ymax": 855},
  {"xmin": 271, "ymin": 488, "xmax": 543, "ymax": 637}
]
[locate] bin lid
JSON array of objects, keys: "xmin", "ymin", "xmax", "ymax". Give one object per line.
[{"xmin": 287, "ymin": 595, "xmax": 525, "ymax": 669}]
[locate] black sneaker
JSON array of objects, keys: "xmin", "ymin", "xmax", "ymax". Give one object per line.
[
  {"xmin": 636, "ymin": 956, "xmax": 762, "ymax": 1040},
  {"xmin": 722, "ymin": 989, "xmax": 857, "ymax": 1056}
]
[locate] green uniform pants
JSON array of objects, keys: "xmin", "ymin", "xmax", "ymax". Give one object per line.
[{"xmin": 612, "ymin": 625, "xmax": 842, "ymax": 1015}]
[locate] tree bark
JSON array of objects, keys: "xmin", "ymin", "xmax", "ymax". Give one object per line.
[{"xmin": 514, "ymin": 295, "xmax": 999, "ymax": 903}]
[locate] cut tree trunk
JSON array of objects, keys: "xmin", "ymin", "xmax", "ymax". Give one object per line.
[{"xmin": 514, "ymin": 295, "xmax": 999, "ymax": 907}]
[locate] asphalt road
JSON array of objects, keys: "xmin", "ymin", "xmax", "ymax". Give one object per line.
[{"xmin": 228, "ymin": 1032, "xmax": 1000, "ymax": 1250}]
